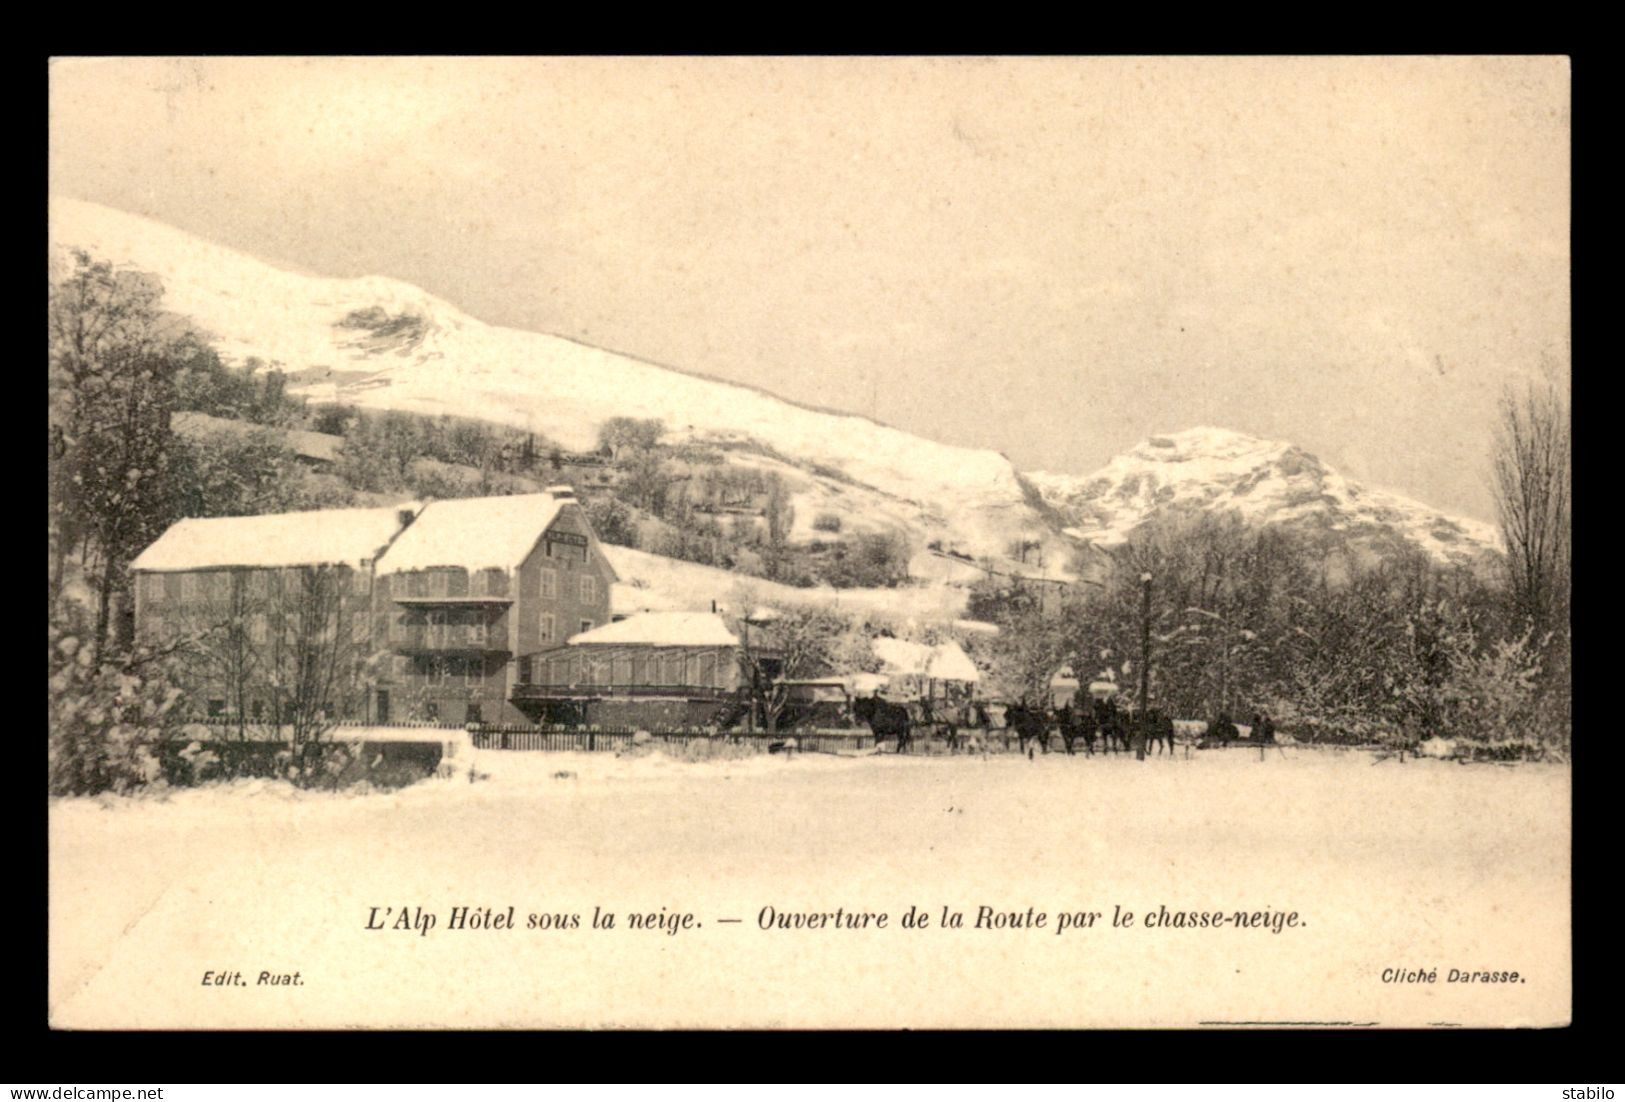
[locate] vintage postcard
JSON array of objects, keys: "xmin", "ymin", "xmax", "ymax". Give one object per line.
[{"xmin": 47, "ymin": 56, "xmax": 1571, "ymax": 1029}]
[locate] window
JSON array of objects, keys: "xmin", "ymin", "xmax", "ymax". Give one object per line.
[
  {"xmin": 614, "ymin": 657, "xmax": 633, "ymax": 685},
  {"xmin": 540, "ymin": 613, "xmax": 555, "ymax": 644},
  {"xmin": 580, "ymin": 620, "xmax": 594, "ymax": 635},
  {"xmin": 248, "ymin": 571, "xmax": 269, "ymax": 596},
  {"xmin": 518, "ymin": 656, "xmax": 532, "ymax": 684},
  {"xmin": 541, "ymin": 568, "xmax": 558, "ymax": 599},
  {"xmin": 250, "ymin": 614, "xmax": 268, "ymax": 644},
  {"xmin": 164, "ymin": 574, "xmax": 182, "ymax": 600},
  {"xmin": 580, "ymin": 575, "xmax": 596, "ymax": 603},
  {"xmin": 351, "ymin": 569, "xmax": 369, "ymax": 595},
  {"xmin": 466, "ymin": 701, "xmax": 483, "ymax": 724}
]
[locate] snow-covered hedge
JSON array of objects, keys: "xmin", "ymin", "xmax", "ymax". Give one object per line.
[{"xmin": 48, "ymin": 609, "xmax": 183, "ymax": 797}]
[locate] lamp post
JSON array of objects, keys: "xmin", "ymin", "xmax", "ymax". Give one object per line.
[{"xmin": 1137, "ymin": 571, "xmax": 1152, "ymax": 761}]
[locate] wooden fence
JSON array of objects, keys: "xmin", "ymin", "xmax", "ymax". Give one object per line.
[{"xmin": 468, "ymin": 723, "xmax": 874, "ymax": 754}]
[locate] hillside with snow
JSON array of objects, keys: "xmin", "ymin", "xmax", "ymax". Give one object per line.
[
  {"xmin": 51, "ymin": 199, "xmax": 1501, "ymax": 581},
  {"xmin": 48, "ymin": 197, "xmax": 1064, "ymax": 573},
  {"xmin": 1027, "ymin": 427, "xmax": 1502, "ymax": 570}
]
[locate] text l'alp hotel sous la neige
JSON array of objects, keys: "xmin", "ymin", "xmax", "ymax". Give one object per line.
[{"xmin": 363, "ymin": 903, "xmax": 1311, "ymax": 938}]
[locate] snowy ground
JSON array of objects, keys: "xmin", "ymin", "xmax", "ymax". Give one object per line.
[{"xmin": 49, "ymin": 746, "xmax": 1569, "ymax": 1029}]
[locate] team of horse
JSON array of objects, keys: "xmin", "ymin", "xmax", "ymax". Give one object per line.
[{"xmin": 853, "ymin": 694, "xmax": 1178, "ymax": 757}]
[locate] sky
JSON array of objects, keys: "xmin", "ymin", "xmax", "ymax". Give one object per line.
[{"xmin": 48, "ymin": 56, "xmax": 1569, "ymax": 523}]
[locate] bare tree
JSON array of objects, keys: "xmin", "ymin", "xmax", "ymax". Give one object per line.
[
  {"xmin": 173, "ymin": 573, "xmax": 268, "ymax": 742},
  {"xmin": 263, "ymin": 566, "xmax": 376, "ymax": 747},
  {"xmin": 1492, "ymin": 365, "xmax": 1571, "ymax": 639},
  {"xmin": 735, "ymin": 603, "xmax": 860, "ymax": 732}
]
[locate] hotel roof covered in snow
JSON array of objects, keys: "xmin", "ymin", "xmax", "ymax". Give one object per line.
[{"xmin": 129, "ymin": 503, "xmax": 421, "ymax": 573}]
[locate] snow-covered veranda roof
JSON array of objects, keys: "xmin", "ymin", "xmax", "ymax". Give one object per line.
[
  {"xmin": 569, "ymin": 612, "xmax": 740, "ymax": 648},
  {"xmin": 848, "ymin": 672, "xmax": 891, "ymax": 695},
  {"xmin": 871, "ymin": 638, "xmax": 981, "ymax": 684},
  {"xmin": 374, "ymin": 493, "xmax": 572, "ymax": 576},
  {"xmin": 130, "ymin": 504, "xmax": 419, "ymax": 572}
]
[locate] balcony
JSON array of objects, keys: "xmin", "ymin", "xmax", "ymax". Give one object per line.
[
  {"xmin": 392, "ymin": 595, "xmax": 512, "ymax": 606},
  {"xmin": 392, "ymin": 623, "xmax": 509, "ymax": 654},
  {"xmin": 511, "ymin": 682, "xmax": 737, "ymax": 702}
]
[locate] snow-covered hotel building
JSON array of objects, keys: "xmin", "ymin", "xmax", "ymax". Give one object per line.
[{"xmin": 130, "ymin": 487, "xmax": 619, "ymax": 726}]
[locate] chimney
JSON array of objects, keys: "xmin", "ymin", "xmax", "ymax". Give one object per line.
[
  {"xmin": 547, "ymin": 484, "xmax": 576, "ymax": 501},
  {"xmin": 397, "ymin": 508, "xmax": 417, "ymax": 529}
]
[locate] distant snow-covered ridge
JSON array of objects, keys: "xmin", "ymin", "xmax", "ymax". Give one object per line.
[{"xmin": 1027, "ymin": 427, "xmax": 1502, "ymax": 567}]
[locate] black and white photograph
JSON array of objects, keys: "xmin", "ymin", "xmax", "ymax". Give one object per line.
[{"xmin": 46, "ymin": 56, "xmax": 1570, "ymax": 1029}]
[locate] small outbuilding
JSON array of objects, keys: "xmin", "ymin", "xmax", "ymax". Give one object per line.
[
  {"xmin": 512, "ymin": 611, "xmax": 763, "ymax": 727},
  {"xmin": 869, "ymin": 638, "xmax": 980, "ymax": 704},
  {"xmin": 1049, "ymin": 666, "xmax": 1082, "ymax": 710}
]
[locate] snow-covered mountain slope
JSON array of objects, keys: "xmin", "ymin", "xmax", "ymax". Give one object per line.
[
  {"xmin": 1027, "ymin": 427, "xmax": 1502, "ymax": 569},
  {"xmin": 50, "ymin": 199, "xmax": 1498, "ymax": 579},
  {"xmin": 603, "ymin": 545, "xmax": 977, "ymax": 626},
  {"xmin": 49, "ymin": 197, "xmax": 1063, "ymax": 570}
]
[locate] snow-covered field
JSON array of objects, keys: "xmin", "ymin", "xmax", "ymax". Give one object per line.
[{"xmin": 49, "ymin": 747, "xmax": 1568, "ymax": 1029}]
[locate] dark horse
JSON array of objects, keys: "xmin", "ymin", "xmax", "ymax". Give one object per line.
[
  {"xmin": 1007, "ymin": 702, "xmax": 1052, "ymax": 755},
  {"xmin": 1141, "ymin": 707, "xmax": 1176, "ymax": 756},
  {"xmin": 1200, "ymin": 712, "xmax": 1240, "ymax": 749},
  {"xmin": 1055, "ymin": 702, "xmax": 1094, "ymax": 756},
  {"xmin": 853, "ymin": 694, "xmax": 913, "ymax": 754},
  {"xmin": 1093, "ymin": 698, "xmax": 1129, "ymax": 753}
]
